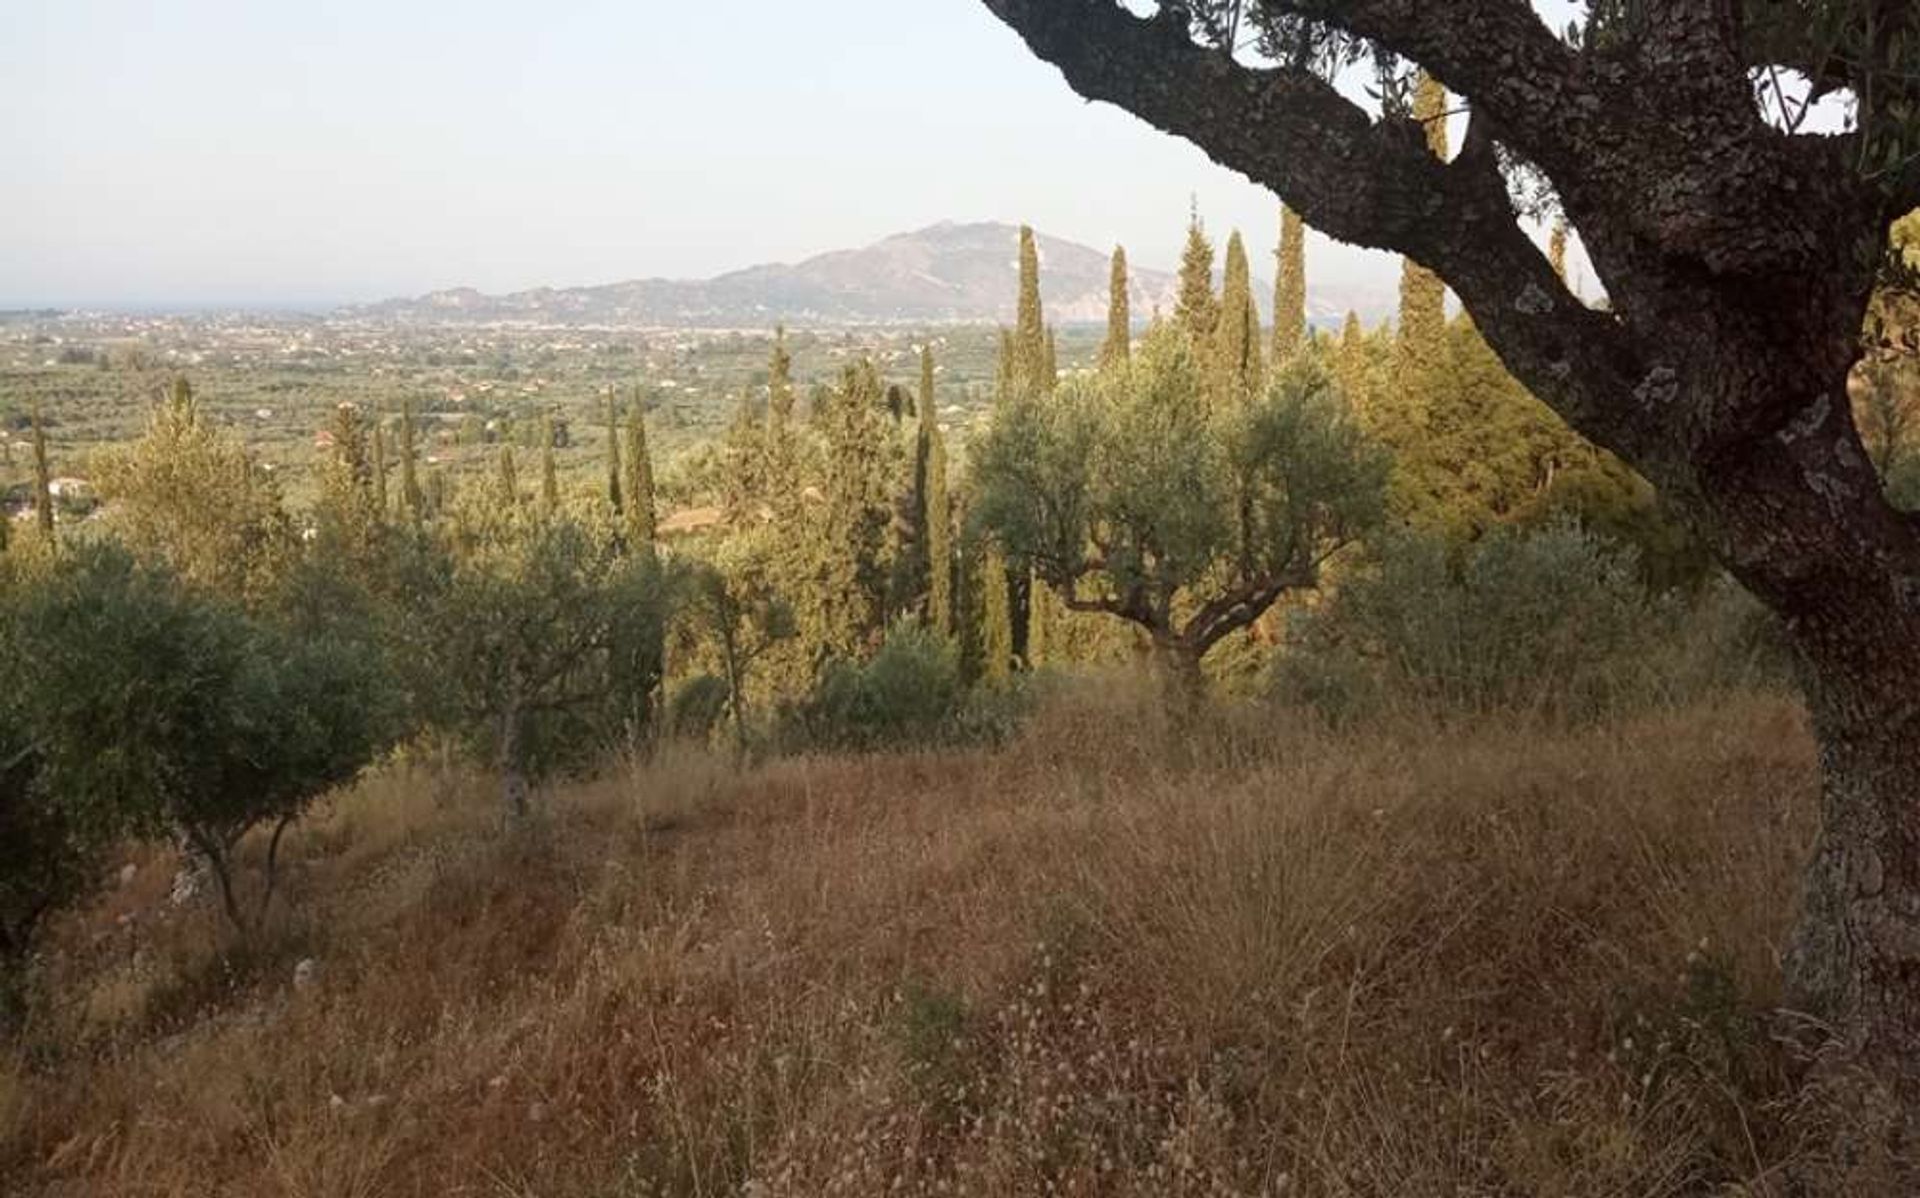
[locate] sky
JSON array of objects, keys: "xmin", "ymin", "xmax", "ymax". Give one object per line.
[{"xmin": 2, "ymin": 1, "xmax": 1595, "ymax": 310}]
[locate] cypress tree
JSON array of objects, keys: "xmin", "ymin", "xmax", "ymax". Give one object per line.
[
  {"xmin": 996, "ymin": 328, "xmax": 1017, "ymax": 402},
  {"xmin": 1174, "ymin": 206, "xmax": 1218, "ymax": 346},
  {"xmin": 540, "ymin": 414, "xmax": 560, "ymax": 511},
  {"xmin": 1014, "ymin": 225, "xmax": 1047, "ymax": 393},
  {"xmin": 917, "ymin": 347, "xmax": 953, "ymax": 636},
  {"xmin": 816, "ymin": 360, "xmax": 893, "ymax": 655},
  {"xmin": 767, "ymin": 324, "xmax": 795, "ymax": 436},
  {"xmin": 497, "ymin": 445, "xmax": 520, "ymax": 508},
  {"xmin": 1213, "ymin": 230, "xmax": 1262, "ymax": 405},
  {"xmin": 1043, "ymin": 326, "xmax": 1058, "ymax": 391},
  {"xmin": 371, "ymin": 417, "xmax": 389, "ymax": 516},
  {"xmin": 30, "ymin": 402, "xmax": 54, "ymax": 540},
  {"xmin": 623, "ymin": 397, "xmax": 656, "ymax": 552},
  {"xmin": 1273, "ymin": 204, "xmax": 1307, "ymax": 362},
  {"xmin": 605, "ymin": 388, "xmax": 623, "ymax": 515},
  {"xmin": 1549, "ymin": 221, "xmax": 1571, "ymax": 283},
  {"xmin": 1333, "ymin": 310, "xmax": 1372, "ymax": 410},
  {"xmin": 1101, "ymin": 245, "xmax": 1131, "ymax": 368},
  {"xmin": 399, "ymin": 397, "xmax": 423, "ymax": 523},
  {"xmin": 980, "ymin": 545, "xmax": 1013, "ymax": 682}
]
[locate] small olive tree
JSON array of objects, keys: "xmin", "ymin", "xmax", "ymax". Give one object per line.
[
  {"xmin": 413, "ymin": 505, "xmax": 668, "ymax": 816},
  {"xmin": 972, "ymin": 327, "xmax": 1387, "ymax": 698},
  {"xmin": 7, "ymin": 545, "xmax": 394, "ymax": 933}
]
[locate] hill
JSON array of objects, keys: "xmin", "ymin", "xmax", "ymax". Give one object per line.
[
  {"xmin": 351, "ymin": 221, "xmax": 1372, "ymax": 328},
  {"xmin": 6, "ymin": 686, "xmax": 1872, "ymax": 1196}
]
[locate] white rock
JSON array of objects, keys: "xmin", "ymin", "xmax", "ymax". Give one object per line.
[
  {"xmin": 118, "ymin": 864, "xmax": 138, "ymax": 887},
  {"xmin": 292, "ymin": 958, "xmax": 319, "ymax": 991}
]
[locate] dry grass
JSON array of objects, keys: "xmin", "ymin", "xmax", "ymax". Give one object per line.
[{"xmin": 2, "ymin": 684, "xmax": 1909, "ymax": 1195}]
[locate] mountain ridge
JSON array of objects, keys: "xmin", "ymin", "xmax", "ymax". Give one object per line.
[{"xmin": 350, "ymin": 221, "xmax": 1379, "ymax": 329}]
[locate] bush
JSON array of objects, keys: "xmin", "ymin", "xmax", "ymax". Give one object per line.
[
  {"xmin": 1275, "ymin": 522, "xmax": 1783, "ymax": 721},
  {"xmin": 6, "ymin": 544, "xmax": 398, "ymax": 935},
  {"xmin": 795, "ymin": 621, "xmax": 963, "ymax": 750}
]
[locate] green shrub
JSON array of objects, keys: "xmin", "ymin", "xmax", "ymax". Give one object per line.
[
  {"xmin": 795, "ymin": 621, "xmax": 963, "ymax": 750},
  {"xmin": 6, "ymin": 544, "xmax": 398, "ymax": 936},
  {"xmin": 1275, "ymin": 522, "xmax": 1783, "ymax": 720}
]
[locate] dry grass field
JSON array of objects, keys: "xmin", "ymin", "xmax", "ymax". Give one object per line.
[{"xmin": 2, "ymin": 683, "xmax": 1910, "ymax": 1196}]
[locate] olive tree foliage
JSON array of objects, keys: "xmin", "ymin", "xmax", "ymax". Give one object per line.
[
  {"xmin": 409, "ymin": 500, "xmax": 667, "ymax": 818},
  {"xmin": 91, "ymin": 377, "xmax": 293, "ymax": 602},
  {"xmin": 674, "ymin": 538, "xmax": 796, "ymax": 755},
  {"xmin": 980, "ymin": 0, "xmax": 1920, "ymax": 1108},
  {"xmin": 4, "ymin": 545, "xmax": 395, "ymax": 937},
  {"xmin": 971, "ymin": 327, "xmax": 1386, "ymax": 694}
]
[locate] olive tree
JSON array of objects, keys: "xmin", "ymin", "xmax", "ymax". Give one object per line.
[
  {"xmin": 980, "ymin": 0, "xmax": 1920, "ymax": 1101},
  {"xmin": 972, "ymin": 328, "xmax": 1386, "ymax": 698},
  {"xmin": 414, "ymin": 506, "xmax": 667, "ymax": 817},
  {"xmin": 7, "ymin": 545, "xmax": 394, "ymax": 933}
]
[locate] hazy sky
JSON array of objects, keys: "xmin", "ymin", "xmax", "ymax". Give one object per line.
[{"xmin": 1, "ymin": 1, "xmax": 1594, "ymax": 309}]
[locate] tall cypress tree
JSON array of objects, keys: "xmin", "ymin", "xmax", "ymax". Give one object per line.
[
  {"xmin": 1273, "ymin": 204, "xmax": 1307, "ymax": 362},
  {"xmin": 605, "ymin": 388, "xmax": 623, "ymax": 515},
  {"xmin": 1043, "ymin": 326, "xmax": 1058, "ymax": 390},
  {"xmin": 371, "ymin": 417, "xmax": 389, "ymax": 516},
  {"xmin": 979, "ymin": 545, "xmax": 1013, "ymax": 683},
  {"xmin": 399, "ymin": 397, "xmax": 423, "ymax": 524},
  {"xmin": 816, "ymin": 360, "xmax": 892, "ymax": 656},
  {"xmin": 1175, "ymin": 206, "xmax": 1218, "ymax": 347},
  {"xmin": 30, "ymin": 402, "xmax": 53, "ymax": 540},
  {"xmin": 996, "ymin": 328, "xmax": 1017, "ymax": 402},
  {"xmin": 1014, "ymin": 225, "xmax": 1047, "ymax": 393},
  {"xmin": 767, "ymin": 324, "xmax": 795, "ymax": 436},
  {"xmin": 540, "ymin": 414, "xmax": 560, "ymax": 511},
  {"xmin": 497, "ymin": 445, "xmax": 520, "ymax": 508},
  {"xmin": 1334, "ymin": 310, "xmax": 1372, "ymax": 411},
  {"xmin": 916, "ymin": 346, "xmax": 952, "ymax": 637},
  {"xmin": 1101, "ymin": 245, "xmax": 1131, "ymax": 368},
  {"xmin": 624, "ymin": 397, "xmax": 656, "ymax": 552},
  {"xmin": 1213, "ymin": 230, "xmax": 1262, "ymax": 406}
]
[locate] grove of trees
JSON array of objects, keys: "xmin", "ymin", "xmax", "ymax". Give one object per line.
[{"xmin": 978, "ymin": 0, "xmax": 1920, "ymax": 1118}]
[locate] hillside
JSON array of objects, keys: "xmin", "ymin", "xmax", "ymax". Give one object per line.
[
  {"xmin": 10, "ymin": 685, "xmax": 1896, "ymax": 1196},
  {"xmin": 351, "ymin": 221, "xmax": 1372, "ymax": 328}
]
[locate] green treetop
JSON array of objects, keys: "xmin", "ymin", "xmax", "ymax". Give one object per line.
[
  {"xmin": 605, "ymin": 388, "xmax": 623, "ymax": 515},
  {"xmin": 1101, "ymin": 245, "xmax": 1131, "ymax": 369},
  {"xmin": 971, "ymin": 325, "xmax": 1387, "ymax": 701},
  {"xmin": 1175, "ymin": 207, "xmax": 1218, "ymax": 347},
  {"xmin": 540, "ymin": 415, "xmax": 561, "ymax": 511},
  {"xmin": 768, "ymin": 324, "xmax": 795, "ymax": 436},
  {"xmin": 398, "ymin": 398, "xmax": 424, "ymax": 524},
  {"xmin": 1015, "ymin": 225, "xmax": 1048, "ymax": 394},
  {"xmin": 624, "ymin": 397, "xmax": 657, "ymax": 553},
  {"xmin": 371, "ymin": 417, "xmax": 389, "ymax": 515},
  {"xmin": 1273, "ymin": 205, "xmax": 1307, "ymax": 363},
  {"xmin": 917, "ymin": 348, "xmax": 953, "ymax": 637},
  {"xmin": 496, "ymin": 445, "xmax": 520, "ymax": 508},
  {"xmin": 1213, "ymin": 229, "xmax": 1263, "ymax": 406},
  {"xmin": 30, "ymin": 402, "xmax": 54, "ymax": 541},
  {"xmin": 92, "ymin": 377, "xmax": 291, "ymax": 600}
]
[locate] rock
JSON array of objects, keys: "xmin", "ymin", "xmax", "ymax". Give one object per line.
[
  {"xmin": 292, "ymin": 958, "xmax": 319, "ymax": 992},
  {"xmin": 118, "ymin": 864, "xmax": 138, "ymax": 887}
]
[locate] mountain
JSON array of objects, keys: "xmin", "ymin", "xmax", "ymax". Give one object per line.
[{"xmin": 352, "ymin": 221, "xmax": 1376, "ymax": 329}]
